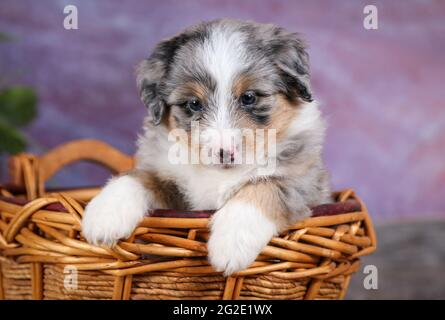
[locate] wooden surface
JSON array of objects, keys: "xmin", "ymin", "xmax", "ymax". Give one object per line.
[{"xmin": 347, "ymin": 220, "xmax": 445, "ymax": 299}]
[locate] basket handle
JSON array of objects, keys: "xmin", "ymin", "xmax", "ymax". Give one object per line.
[{"xmin": 8, "ymin": 139, "xmax": 134, "ymax": 198}]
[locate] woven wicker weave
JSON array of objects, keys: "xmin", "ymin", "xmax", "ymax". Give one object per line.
[{"xmin": 0, "ymin": 139, "xmax": 377, "ymax": 300}]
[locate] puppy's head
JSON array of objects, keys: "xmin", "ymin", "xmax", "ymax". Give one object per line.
[{"xmin": 137, "ymin": 19, "xmax": 314, "ymax": 168}]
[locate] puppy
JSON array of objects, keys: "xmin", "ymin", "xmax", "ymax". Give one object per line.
[{"xmin": 82, "ymin": 19, "xmax": 331, "ymax": 276}]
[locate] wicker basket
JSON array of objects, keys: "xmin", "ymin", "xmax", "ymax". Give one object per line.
[{"xmin": 0, "ymin": 140, "xmax": 377, "ymax": 300}]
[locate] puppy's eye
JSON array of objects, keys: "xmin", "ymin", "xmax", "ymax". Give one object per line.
[
  {"xmin": 240, "ymin": 91, "xmax": 257, "ymax": 106},
  {"xmin": 187, "ymin": 98, "xmax": 203, "ymax": 112}
]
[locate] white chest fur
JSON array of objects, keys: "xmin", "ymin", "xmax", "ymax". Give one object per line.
[
  {"xmin": 173, "ymin": 165, "xmax": 247, "ymax": 210},
  {"xmin": 136, "ymin": 125, "xmax": 255, "ymax": 210}
]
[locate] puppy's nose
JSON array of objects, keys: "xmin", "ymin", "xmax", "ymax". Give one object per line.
[{"xmin": 219, "ymin": 148, "xmax": 235, "ymax": 164}]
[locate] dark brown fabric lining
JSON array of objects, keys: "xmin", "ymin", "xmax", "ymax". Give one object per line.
[{"xmin": 0, "ymin": 186, "xmax": 361, "ymax": 218}]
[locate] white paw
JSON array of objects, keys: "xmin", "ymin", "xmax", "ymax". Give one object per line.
[
  {"xmin": 207, "ymin": 201, "xmax": 278, "ymax": 276},
  {"xmin": 82, "ymin": 175, "xmax": 151, "ymax": 246}
]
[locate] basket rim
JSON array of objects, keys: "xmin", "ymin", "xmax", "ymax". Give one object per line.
[
  {"xmin": 0, "ymin": 189, "xmax": 362, "ymax": 219},
  {"xmin": 0, "ymin": 187, "xmax": 377, "ymax": 286}
]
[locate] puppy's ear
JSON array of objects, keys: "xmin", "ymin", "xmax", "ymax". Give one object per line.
[
  {"xmin": 136, "ymin": 59, "xmax": 166, "ymax": 125},
  {"xmin": 270, "ymin": 30, "xmax": 313, "ymax": 102},
  {"xmin": 136, "ymin": 34, "xmax": 187, "ymax": 125}
]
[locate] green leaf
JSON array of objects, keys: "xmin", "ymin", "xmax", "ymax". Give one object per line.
[
  {"xmin": 0, "ymin": 32, "xmax": 12, "ymax": 42},
  {"xmin": 0, "ymin": 86, "xmax": 37, "ymax": 127},
  {"xmin": 0, "ymin": 120, "xmax": 27, "ymax": 154}
]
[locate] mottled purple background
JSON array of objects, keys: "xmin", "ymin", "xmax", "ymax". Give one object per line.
[{"xmin": 1, "ymin": 0, "xmax": 444, "ymax": 222}]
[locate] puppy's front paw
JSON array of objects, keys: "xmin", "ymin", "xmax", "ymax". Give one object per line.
[
  {"xmin": 207, "ymin": 201, "xmax": 277, "ymax": 276},
  {"xmin": 82, "ymin": 175, "xmax": 150, "ymax": 246}
]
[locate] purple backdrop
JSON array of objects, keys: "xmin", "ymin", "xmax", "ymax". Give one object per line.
[{"xmin": 1, "ymin": 0, "xmax": 444, "ymax": 222}]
